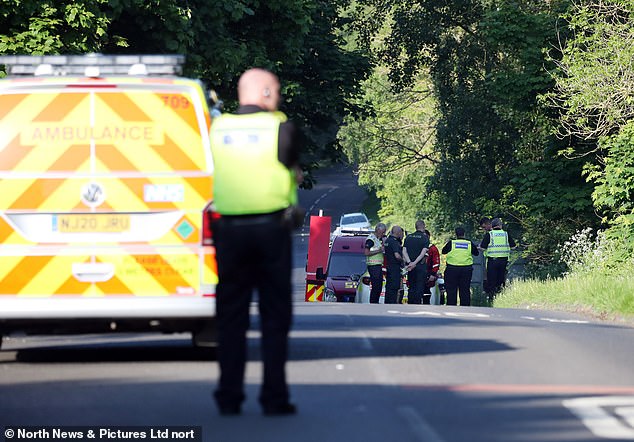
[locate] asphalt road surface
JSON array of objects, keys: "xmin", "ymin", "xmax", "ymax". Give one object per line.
[{"xmin": 1, "ymin": 167, "xmax": 634, "ymax": 442}]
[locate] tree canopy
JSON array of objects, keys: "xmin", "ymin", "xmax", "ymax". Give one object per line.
[
  {"xmin": 0, "ymin": 0, "xmax": 371, "ymax": 186},
  {"xmin": 342, "ymin": 0, "xmax": 606, "ymax": 273},
  {"xmin": 1, "ymin": 0, "xmax": 633, "ymax": 275}
]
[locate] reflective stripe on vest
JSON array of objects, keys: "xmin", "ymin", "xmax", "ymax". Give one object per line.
[
  {"xmin": 487, "ymin": 230, "xmax": 510, "ymax": 258},
  {"xmin": 210, "ymin": 112, "xmax": 296, "ymax": 215},
  {"xmin": 366, "ymin": 234, "xmax": 384, "ymax": 266},
  {"xmin": 446, "ymin": 240, "xmax": 473, "ymax": 266}
]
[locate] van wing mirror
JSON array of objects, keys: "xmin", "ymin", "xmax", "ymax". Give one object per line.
[{"xmin": 316, "ymin": 267, "xmax": 325, "ymax": 280}]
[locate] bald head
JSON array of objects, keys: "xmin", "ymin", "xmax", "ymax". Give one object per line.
[
  {"xmin": 391, "ymin": 225, "xmax": 404, "ymax": 239},
  {"xmin": 237, "ymin": 68, "xmax": 281, "ymax": 111}
]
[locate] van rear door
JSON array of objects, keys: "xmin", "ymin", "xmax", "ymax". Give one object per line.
[{"xmin": 0, "ymin": 78, "xmax": 216, "ymax": 302}]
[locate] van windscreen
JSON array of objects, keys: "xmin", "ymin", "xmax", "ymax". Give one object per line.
[{"xmin": 327, "ymin": 253, "xmax": 367, "ymax": 277}]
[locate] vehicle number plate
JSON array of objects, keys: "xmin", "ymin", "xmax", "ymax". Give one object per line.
[{"xmin": 54, "ymin": 214, "xmax": 131, "ymax": 233}]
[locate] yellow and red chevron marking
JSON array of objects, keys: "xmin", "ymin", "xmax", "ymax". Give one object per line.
[
  {"xmin": 0, "ymin": 85, "xmax": 214, "ymax": 244},
  {"xmin": 305, "ymin": 283, "xmax": 324, "ymax": 302},
  {"xmin": 0, "ymin": 77, "xmax": 216, "ymax": 298},
  {"xmin": 0, "ymin": 89, "xmax": 210, "ymax": 175},
  {"xmin": 0, "ymin": 175, "xmax": 212, "ymax": 214},
  {"xmin": 0, "ymin": 248, "xmax": 216, "ymax": 297},
  {"xmin": 0, "ymin": 177, "xmax": 212, "ymax": 245}
]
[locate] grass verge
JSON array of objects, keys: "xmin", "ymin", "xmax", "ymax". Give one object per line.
[{"xmin": 495, "ymin": 270, "xmax": 634, "ymax": 324}]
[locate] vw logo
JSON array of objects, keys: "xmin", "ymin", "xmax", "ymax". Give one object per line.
[{"xmin": 81, "ymin": 182, "xmax": 106, "ymax": 208}]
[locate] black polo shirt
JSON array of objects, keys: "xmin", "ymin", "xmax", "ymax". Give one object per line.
[
  {"xmin": 403, "ymin": 230, "xmax": 430, "ymax": 263},
  {"xmin": 384, "ymin": 235, "xmax": 402, "ymax": 267}
]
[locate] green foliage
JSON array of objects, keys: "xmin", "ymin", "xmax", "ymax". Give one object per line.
[
  {"xmin": 557, "ymin": 228, "xmax": 620, "ymax": 274},
  {"xmin": 495, "ymin": 270, "xmax": 634, "ymax": 320},
  {"xmin": 586, "ymin": 122, "xmax": 634, "ymax": 259},
  {"xmin": 3, "ymin": 0, "xmax": 631, "ymax": 286},
  {"xmin": 590, "ymin": 122, "xmax": 634, "ymax": 222},
  {"xmin": 548, "ymin": 0, "xmax": 634, "ymax": 270},
  {"xmin": 0, "ymin": 0, "xmax": 110, "ymax": 53},
  {"xmin": 348, "ymin": 0, "xmax": 595, "ymax": 276},
  {"xmin": 337, "ymin": 67, "xmax": 441, "ymax": 230},
  {"xmin": 498, "ymin": 221, "xmax": 634, "ymax": 319},
  {"xmin": 179, "ymin": 0, "xmax": 371, "ymax": 176},
  {"xmin": 0, "ymin": 0, "xmax": 372, "ymax": 184},
  {"xmin": 548, "ymin": 0, "xmax": 634, "ymax": 141}
]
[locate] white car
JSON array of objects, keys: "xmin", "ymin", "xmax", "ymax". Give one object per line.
[{"xmin": 331, "ymin": 212, "xmax": 372, "ymax": 240}]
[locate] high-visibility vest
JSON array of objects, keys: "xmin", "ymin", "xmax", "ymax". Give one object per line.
[
  {"xmin": 366, "ymin": 233, "xmax": 384, "ymax": 266},
  {"xmin": 210, "ymin": 111, "xmax": 296, "ymax": 215},
  {"xmin": 446, "ymin": 240, "xmax": 473, "ymax": 266},
  {"xmin": 487, "ymin": 230, "xmax": 511, "ymax": 258}
]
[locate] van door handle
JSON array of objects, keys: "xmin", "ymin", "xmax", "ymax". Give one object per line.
[{"xmin": 72, "ymin": 263, "xmax": 115, "ymax": 283}]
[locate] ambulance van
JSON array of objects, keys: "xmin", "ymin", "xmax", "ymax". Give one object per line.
[{"xmin": 0, "ymin": 54, "xmax": 217, "ymax": 347}]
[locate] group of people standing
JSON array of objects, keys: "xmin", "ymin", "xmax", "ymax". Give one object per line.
[
  {"xmin": 364, "ymin": 220, "xmax": 439, "ymax": 305},
  {"xmin": 364, "ymin": 217, "xmax": 515, "ymax": 306},
  {"xmin": 208, "ymin": 65, "xmax": 517, "ymax": 415}
]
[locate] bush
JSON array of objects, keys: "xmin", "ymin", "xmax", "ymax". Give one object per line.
[
  {"xmin": 496, "ymin": 226, "xmax": 634, "ymax": 320},
  {"xmin": 557, "ymin": 228, "xmax": 618, "ymax": 275}
]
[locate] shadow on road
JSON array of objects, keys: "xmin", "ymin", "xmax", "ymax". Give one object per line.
[
  {"xmin": 0, "ymin": 378, "xmax": 606, "ymax": 442},
  {"xmin": 3, "ymin": 339, "xmax": 215, "ymax": 363},
  {"xmin": 2, "ymin": 334, "xmax": 511, "ymax": 364},
  {"xmin": 287, "ymin": 337, "xmax": 513, "ymax": 361}
]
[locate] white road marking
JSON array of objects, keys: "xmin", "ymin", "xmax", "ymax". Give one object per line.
[
  {"xmin": 386, "ymin": 309, "xmax": 594, "ymax": 326},
  {"xmin": 539, "ymin": 317, "xmax": 589, "ymax": 324},
  {"xmin": 387, "ymin": 310, "xmax": 490, "ymax": 319},
  {"xmin": 299, "ymin": 187, "xmax": 337, "ymax": 236},
  {"xmin": 397, "ymin": 311, "xmax": 443, "ymax": 317},
  {"xmin": 616, "ymin": 406, "xmax": 634, "ymax": 428},
  {"xmin": 398, "ymin": 406, "xmax": 446, "ymax": 442},
  {"xmin": 523, "ymin": 315, "xmax": 590, "ymax": 325},
  {"xmin": 444, "ymin": 312, "xmax": 490, "ymax": 318},
  {"xmin": 563, "ymin": 396, "xmax": 634, "ymax": 439},
  {"xmin": 305, "ymin": 188, "xmax": 336, "ymax": 222}
]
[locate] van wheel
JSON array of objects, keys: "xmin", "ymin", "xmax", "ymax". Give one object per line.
[{"xmin": 192, "ymin": 321, "xmax": 217, "ymax": 348}]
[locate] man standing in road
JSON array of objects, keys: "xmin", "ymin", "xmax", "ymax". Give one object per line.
[
  {"xmin": 210, "ymin": 68, "xmax": 300, "ymax": 416},
  {"xmin": 384, "ymin": 225, "xmax": 405, "ymax": 304},
  {"xmin": 403, "ymin": 220, "xmax": 429, "ymax": 304},
  {"xmin": 480, "ymin": 217, "xmax": 516, "ymax": 301},
  {"xmin": 364, "ymin": 223, "xmax": 387, "ymax": 304},
  {"xmin": 441, "ymin": 227, "xmax": 479, "ymax": 306}
]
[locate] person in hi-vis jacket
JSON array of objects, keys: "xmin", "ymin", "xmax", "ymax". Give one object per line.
[
  {"xmin": 441, "ymin": 227, "xmax": 479, "ymax": 306},
  {"xmin": 479, "ymin": 217, "xmax": 516, "ymax": 300}
]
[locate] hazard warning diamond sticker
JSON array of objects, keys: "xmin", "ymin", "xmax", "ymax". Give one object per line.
[{"xmin": 175, "ymin": 219, "xmax": 194, "ymax": 240}]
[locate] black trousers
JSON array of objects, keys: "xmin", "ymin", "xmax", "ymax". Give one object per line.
[
  {"xmin": 385, "ymin": 265, "xmax": 401, "ymax": 304},
  {"xmin": 368, "ymin": 264, "xmax": 383, "ymax": 304},
  {"xmin": 213, "ymin": 215, "xmax": 292, "ymax": 410},
  {"xmin": 407, "ymin": 264, "xmax": 427, "ymax": 304},
  {"xmin": 444, "ymin": 264, "xmax": 472, "ymax": 306},
  {"xmin": 486, "ymin": 257, "xmax": 508, "ymax": 297}
]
